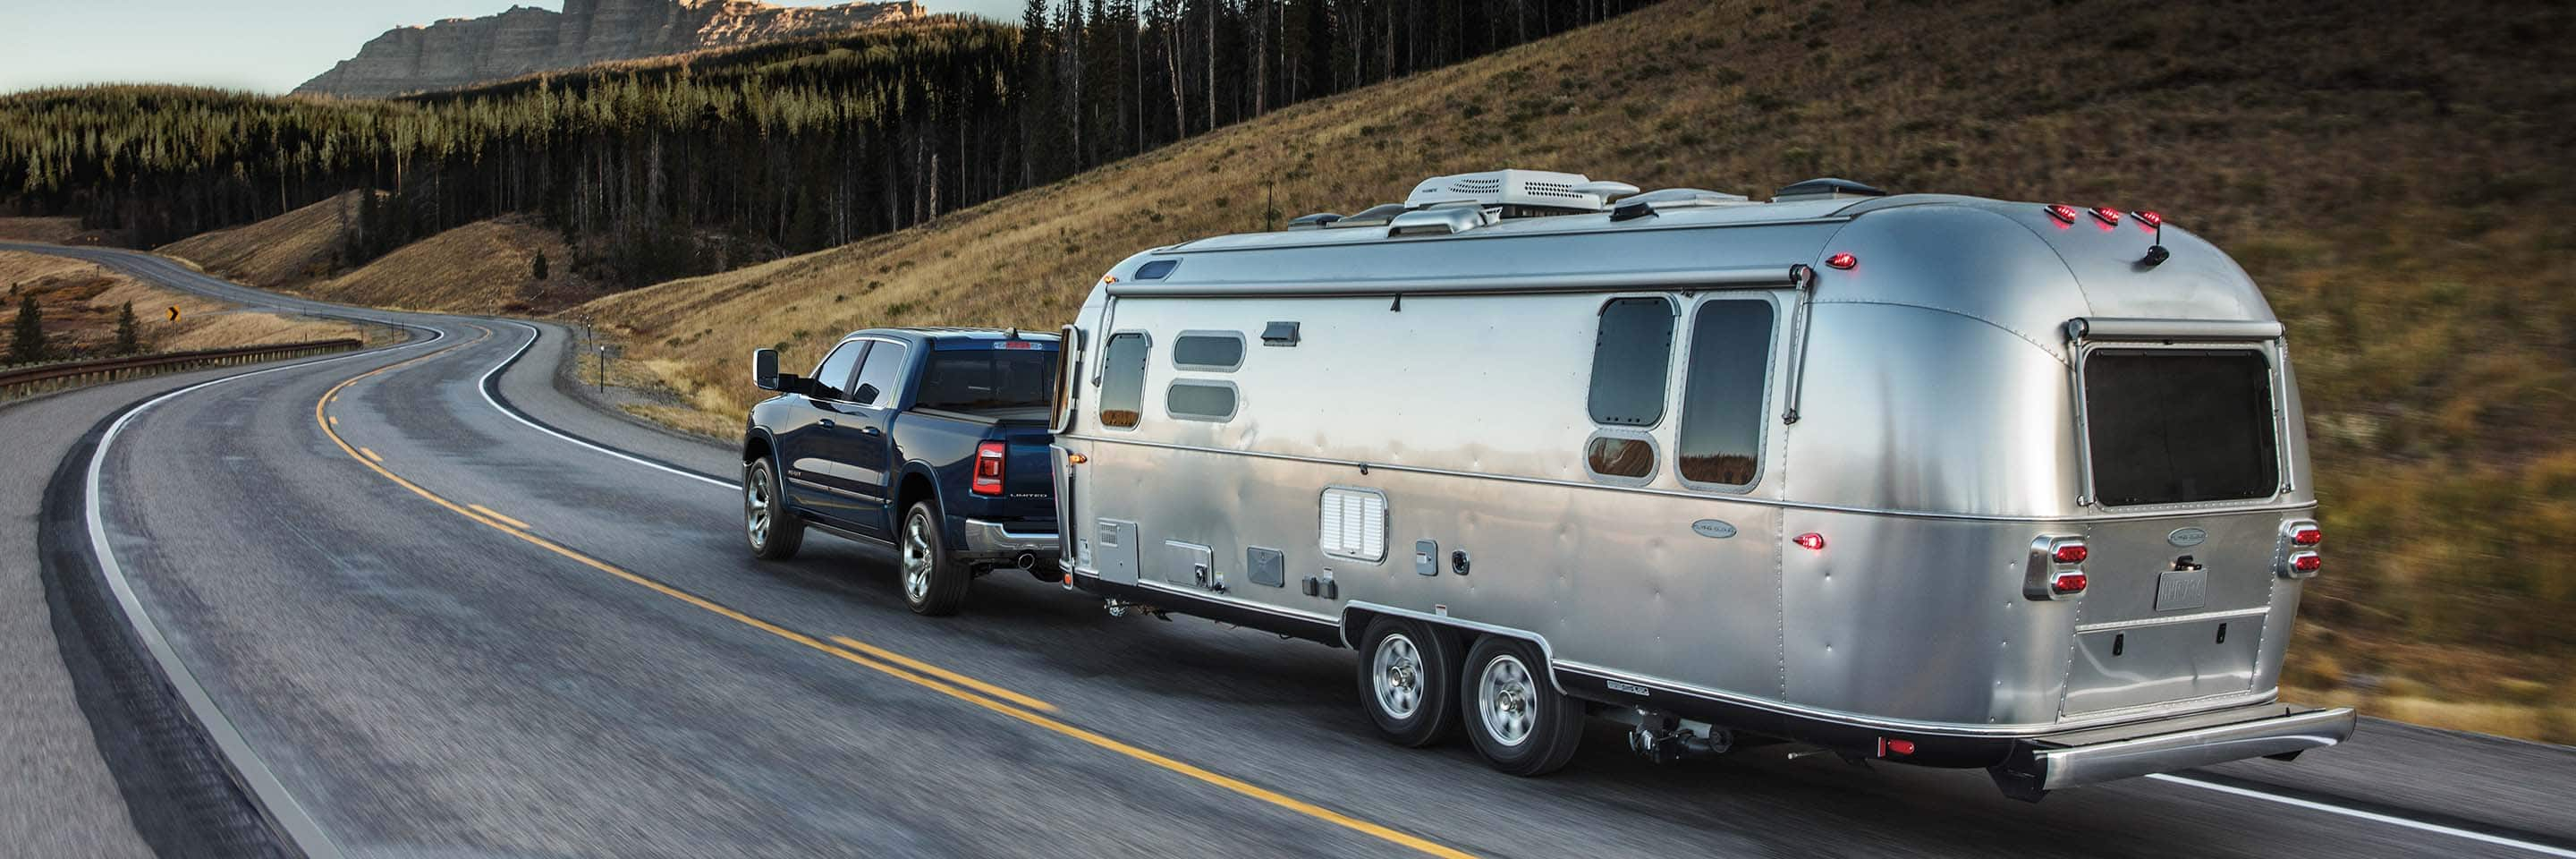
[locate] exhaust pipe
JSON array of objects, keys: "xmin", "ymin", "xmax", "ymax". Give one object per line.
[{"xmin": 1014, "ymin": 552, "xmax": 1038, "ymax": 570}]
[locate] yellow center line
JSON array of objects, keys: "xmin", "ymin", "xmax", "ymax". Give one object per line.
[
  {"xmin": 466, "ymin": 505, "xmax": 532, "ymax": 531},
  {"xmin": 360, "ymin": 447, "xmax": 385, "ymax": 464},
  {"xmin": 829, "ymin": 635, "xmax": 1057, "ymax": 713},
  {"xmin": 306, "ymin": 324, "xmax": 1477, "ymax": 859}
]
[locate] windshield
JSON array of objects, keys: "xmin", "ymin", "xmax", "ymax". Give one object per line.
[
  {"xmin": 2083, "ymin": 348, "xmax": 2281, "ymax": 506},
  {"xmin": 916, "ymin": 348, "xmax": 1059, "ymax": 412}
]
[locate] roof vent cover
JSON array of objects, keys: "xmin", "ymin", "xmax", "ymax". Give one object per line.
[
  {"xmin": 1405, "ymin": 169, "xmax": 1617, "ymax": 213},
  {"xmin": 1772, "ymin": 177, "xmax": 1889, "ymax": 202}
]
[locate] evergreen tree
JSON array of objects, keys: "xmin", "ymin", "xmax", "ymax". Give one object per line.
[
  {"xmin": 533, "ymin": 251, "xmax": 550, "ymax": 281},
  {"xmin": 114, "ymin": 301, "xmax": 140, "ymax": 354},
  {"xmin": 8, "ymin": 294, "xmax": 46, "ymax": 364}
]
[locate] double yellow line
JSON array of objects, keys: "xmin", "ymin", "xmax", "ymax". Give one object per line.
[{"xmin": 313, "ymin": 325, "xmax": 1476, "ymax": 859}]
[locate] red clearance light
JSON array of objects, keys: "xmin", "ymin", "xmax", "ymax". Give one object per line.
[
  {"xmin": 2053, "ymin": 543, "xmax": 2089, "ymax": 564},
  {"xmin": 971, "ymin": 441, "xmax": 1006, "ymax": 496},
  {"xmin": 2133, "ymin": 210, "xmax": 2164, "ymax": 228},
  {"xmin": 2292, "ymin": 526, "xmax": 2324, "ymax": 547},
  {"xmin": 1794, "ymin": 532, "xmax": 1827, "ymax": 551},
  {"xmin": 2046, "ymin": 204, "xmax": 2079, "ymax": 224},
  {"xmin": 1826, "ymin": 252, "xmax": 1858, "ymax": 269},
  {"xmin": 1882, "ymin": 738, "xmax": 1917, "ymax": 757},
  {"xmin": 2050, "ymin": 570, "xmax": 2089, "ymax": 594},
  {"xmin": 2090, "ymin": 207, "xmax": 2123, "ymax": 225},
  {"xmin": 2292, "ymin": 552, "xmax": 2323, "ymax": 574}
]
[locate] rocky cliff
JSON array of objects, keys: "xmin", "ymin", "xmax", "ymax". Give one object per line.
[{"xmin": 295, "ymin": 0, "xmax": 927, "ymax": 98}]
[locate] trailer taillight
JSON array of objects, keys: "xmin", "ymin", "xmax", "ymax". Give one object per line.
[
  {"xmin": 2046, "ymin": 204, "xmax": 2079, "ymax": 225},
  {"xmin": 972, "ymin": 441, "xmax": 1005, "ymax": 496},
  {"xmin": 2292, "ymin": 526, "xmax": 2323, "ymax": 547},
  {"xmin": 1826, "ymin": 252, "xmax": 1857, "ymax": 269},
  {"xmin": 2052, "ymin": 543, "xmax": 2089, "ymax": 564},
  {"xmin": 2050, "ymin": 570, "xmax": 2088, "ymax": 594},
  {"xmin": 2291, "ymin": 552, "xmax": 2322, "ymax": 574}
]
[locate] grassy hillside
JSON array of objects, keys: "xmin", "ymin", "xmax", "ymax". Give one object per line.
[
  {"xmin": 158, "ymin": 200, "xmax": 605, "ymax": 315},
  {"xmin": 580, "ymin": 0, "xmax": 2576, "ymax": 740},
  {"xmin": 0, "ymin": 251, "xmax": 369, "ymax": 363}
]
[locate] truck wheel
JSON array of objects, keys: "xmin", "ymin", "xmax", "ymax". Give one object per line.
[
  {"xmin": 744, "ymin": 457, "xmax": 803, "ymax": 560},
  {"xmin": 1356, "ymin": 617, "xmax": 1458, "ymax": 747},
  {"xmin": 900, "ymin": 501, "xmax": 969, "ymax": 616},
  {"xmin": 1461, "ymin": 636, "xmax": 1583, "ymax": 776}
]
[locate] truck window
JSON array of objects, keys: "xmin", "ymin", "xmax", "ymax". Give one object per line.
[
  {"xmin": 809, "ymin": 340, "xmax": 868, "ymax": 401},
  {"xmin": 1589, "ymin": 297, "xmax": 1674, "ymax": 427},
  {"xmin": 2084, "ymin": 349, "xmax": 2280, "ymax": 506},
  {"xmin": 1099, "ymin": 333, "xmax": 1149, "ymax": 429},
  {"xmin": 919, "ymin": 348, "xmax": 1057, "ymax": 412},
  {"xmin": 850, "ymin": 340, "xmax": 909, "ymax": 407},
  {"xmin": 1676, "ymin": 300, "xmax": 1775, "ymax": 488}
]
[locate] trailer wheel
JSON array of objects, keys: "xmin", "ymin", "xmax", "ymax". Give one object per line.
[
  {"xmin": 1356, "ymin": 617, "xmax": 1459, "ymax": 747},
  {"xmin": 744, "ymin": 457, "xmax": 804, "ymax": 560},
  {"xmin": 900, "ymin": 501, "xmax": 969, "ymax": 616},
  {"xmin": 1462, "ymin": 636, "xmax": 1583, "ymax": 776}
]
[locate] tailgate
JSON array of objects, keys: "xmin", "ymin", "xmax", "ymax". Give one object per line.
[
  {"xmin": 991, "ymin": 422, "xmax": 1058, "ymax": 516},
  {"xmin": 2060, "ymin": 513, "xmax": 2284, "ymax": 716}
]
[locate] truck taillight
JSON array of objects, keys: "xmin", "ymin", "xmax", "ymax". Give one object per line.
[{"xmin": 972, "ymin": 442, "xmax": 1005, "ymax": 496}]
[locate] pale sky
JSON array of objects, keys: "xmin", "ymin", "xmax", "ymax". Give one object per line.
[{"xmin": 0, "ymin": 0, "xmax": 1026, "ymax": 95}]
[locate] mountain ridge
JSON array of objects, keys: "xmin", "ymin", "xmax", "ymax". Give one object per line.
[{"xmin": 294, "ymin": 0, "xmax": 927, "ymax": 98}]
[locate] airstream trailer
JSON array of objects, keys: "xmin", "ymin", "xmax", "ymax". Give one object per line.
[{"xmin": 1046, "ymin": 170, "xmax": 2354, "ymax": 799}]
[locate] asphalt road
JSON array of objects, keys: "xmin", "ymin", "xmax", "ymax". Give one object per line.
[{"xmin": 13, "ymin": 242, "xmax": 2576, "ymax": 858}]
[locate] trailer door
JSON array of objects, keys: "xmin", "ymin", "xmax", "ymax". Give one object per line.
[{"xmin": 2061, "ymin": 346, "xmax": 2288, "ymax": 716}]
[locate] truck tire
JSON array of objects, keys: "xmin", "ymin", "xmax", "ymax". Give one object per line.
[
  {"xmin": 1356, "ymin": 617, "xmax": 1459, "ymax": 747},
  {"xmin": 900, "ymin": 500, "xmax": 970, "ymax": 616},
  {"xmin": 744, "ymin": 457, "xmax": 804, "ymax": 560},
  {"xmin": 1461, "ymin": 635, "xmax": 1583, "ymax": 776}
]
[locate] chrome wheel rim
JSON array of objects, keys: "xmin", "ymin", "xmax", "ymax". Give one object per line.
[
  {"xmin": 1478, "ymin": 654, "xmax": 1536, "ymax": 747},
  {"xmin": 1371, "ymin": 632, "xmax": 1424, "ymax": 719},
  {"xmin": 902, "ymin": 512, "xmax": 932, "ymax": 603},
  {"xmin": 744, "ymin": 464, "xmax": 770, "ymax": 549}
]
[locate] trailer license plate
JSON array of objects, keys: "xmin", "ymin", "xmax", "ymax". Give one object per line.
[{"xmin": 2156, "ymin": 569, "xmax": 2208, "ymax": 612}]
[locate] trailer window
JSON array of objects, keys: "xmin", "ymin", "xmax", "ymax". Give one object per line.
[
  {"xmin": 1173, "ymin": 332, "xmax": 1246, "ymax": 371},
  {"xmin": 1099, "ymin": 333, "xmax": 1149, "ymax": 429},
  {"xmin": 2084, "ymin": 349, "xmax": 2280, "ymax": 506},
  {"xmin": 1676, "ymin": 300, "xmax": 1775, "ymax": 488},
  {"xmin": 1584, "ymin": 433, "xmax": 1656, "ymax": 483},
  {"xmin": 1588, "ymin": 297, "xmax": 1675, "ymax": 427},
  {"xmin": 1166, "ymin": 380, "xmax": 1237, "ymax": 421}
]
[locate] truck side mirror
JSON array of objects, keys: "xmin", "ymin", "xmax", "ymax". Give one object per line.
[
  {"xmin": 753, "ymin": 348, "xmax": 782, "ymax": 390},
  {"xmin": 853, "ymin": 383, "xmax": 880, "ymax": 406}
]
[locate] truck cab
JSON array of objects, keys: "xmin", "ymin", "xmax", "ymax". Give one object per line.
[{"xmin": 742, "ymin": 327, "xmax": 1060, "ymax": 615}]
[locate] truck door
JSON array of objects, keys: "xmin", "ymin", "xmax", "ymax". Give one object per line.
[
  {"xmin": 834, "ymin": 339, "xmax": 909, "ymax": 538},
  {"xmin": 782, "ymin": 340, "xmax": 870, "ymax": 524}
]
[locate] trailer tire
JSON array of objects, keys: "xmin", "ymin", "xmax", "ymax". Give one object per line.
[
  {"xmin": 900, "ymin": 501, "xmax": 969, "ymax": 616},
  {"xmin": 1461, "ymin": 636, "xmax": 1583, "ymax": 776},
  {"xmin": 1356, "ymin": 617, "xmax": 1459, "ymax": 747},
  {"xmin": 744, "ymin": 457, "xmax": 804, "ymax": 560}
]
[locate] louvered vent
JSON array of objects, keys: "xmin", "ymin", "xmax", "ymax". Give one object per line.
[{"xmin": 1318, "ymin": 487, "xmax": 1388, "ymax": 562}]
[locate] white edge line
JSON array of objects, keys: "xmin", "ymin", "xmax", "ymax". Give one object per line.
[
  {"xmin": 2148, "ymin": 774, "xmax": 2576, "ymax": 858},
  {"xmin": 479, "ymin": 320, "xmax": 732, "ymax": 489},
  {"xmin": 83, "ymin": 334, "xmax": 445, "ymax": 859}
]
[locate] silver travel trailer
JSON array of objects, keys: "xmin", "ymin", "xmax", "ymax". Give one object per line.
[{"xmin": 1044, "ymin": 169, "xmax": 2355, "ymax": 799}]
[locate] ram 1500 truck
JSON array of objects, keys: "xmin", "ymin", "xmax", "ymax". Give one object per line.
[{"xmin": 742, "ymin": 327, "xmax": 1061, "ymax": 616}]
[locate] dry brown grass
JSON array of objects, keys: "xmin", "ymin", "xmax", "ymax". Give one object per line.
[
  {"xmin": 307, "ymin": 215, "xmax": 606, "ymax": 314},
  {"xmin": 564, "ymin": 0, "xmax": 2572, "ymax": 742},
  {"xmin": 158, "ymin": 191, "xmax": 363, "ymax": 289},
  {"xmin": 0, "ymin": 217, "xmax": 88, "ymax": 243},
  {"xmin": 1, "ymin": 251, "xmax": 369, "ymax": 361}
]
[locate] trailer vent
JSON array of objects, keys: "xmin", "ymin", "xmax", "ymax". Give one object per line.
[
  {"xmin": 1318, "ymin": 487, "xmax": 1388, "ymax": 563},
  {"xmin": 1326, "ymin": 203, "xmax": 1411, "ymax": 229},
  {"xmin": 1286, "ymin": 213, "xmax": 1343, "ymax": 230}
]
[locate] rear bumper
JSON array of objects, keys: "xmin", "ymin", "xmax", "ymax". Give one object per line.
[
  {"xmin": 958, "ymin": 517, "xmax": 1059, "ymax": 560},
  {"xmin": 1994, "ymin": 703, "xmax": 2356, "ymax": 798}
]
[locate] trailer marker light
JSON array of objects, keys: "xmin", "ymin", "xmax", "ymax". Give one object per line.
[
  {"xmin": 2292, "ymin": 525, "xmax": 2323, "ymax": 547},
  {"xmin": 2090, "ymin": 207, "xmax": 2123, "ymax": 225},
  {"xmin": 2133, "ymin": 210, "xmax": 2164, "ymax": 228},
  {"xmin": 1794, "ymin": 532, "xmax": 1826, "ymax": 551},
  {"xmin": 1826, "ymin": 252, "xmax": 1857, "ymax": 269},
  {"xmin": 2050, "ymin": 570, "xmax": 2088, "ymax": 594},
  {"xmin": 2052, "ymin": 543, "xmax": 2089, "ymax": 564},
  {"xmin": 972, "ymin": 441, "xmax": 1006, "ymax": 496},
  {"xmin": 2046, "ymin": 204, "xmax": 2079, "ymax": 224},
  {"xmin": 2291, "ymin": 552, "xmax": 2322, "ymax": 574},
  {"xmin": 1881, "ymin": 738, "xmax": 1916, "ymax": 757}
]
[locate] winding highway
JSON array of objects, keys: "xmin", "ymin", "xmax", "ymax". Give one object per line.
[{"xmin": 8, "ymin": 241, "xmax": 2575, "ymax": 858}]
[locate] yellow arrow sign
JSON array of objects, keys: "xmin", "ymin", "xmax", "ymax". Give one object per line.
[{"xmin": 167, "ymin": 305, "xmax": 181, "ymax": 322}]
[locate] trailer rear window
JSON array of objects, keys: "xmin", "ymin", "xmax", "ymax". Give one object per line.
[
  {"xmin": 1099, "ymin": 333, "xmax": 1149, "ymax": 429},
  {"xmin": 918, "ymin": 349, "xmax": 1058, "ymax": 412},
  {"xmin": 2084, "ymin": 349, "xmax": 2281, "ymax": 506}
]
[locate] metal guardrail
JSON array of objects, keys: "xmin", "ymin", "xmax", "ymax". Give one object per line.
[{"xmin": 0, "ymin": 339, "xmax": 365, "ymax": 400}]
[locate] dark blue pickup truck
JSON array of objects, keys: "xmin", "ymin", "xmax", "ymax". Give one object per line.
[{"xmin": 742, "ymin": 327, "xmax": 1061, "ymax": 615}]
